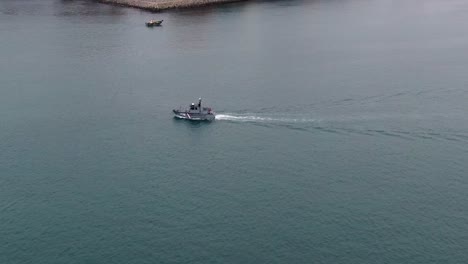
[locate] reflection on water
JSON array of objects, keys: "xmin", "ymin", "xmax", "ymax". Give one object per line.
[
  {"xmin": 55, "ymin": 0, "xmax": 126, "ymax": 17},
  {"xmin": 0, "ymin": 0, "xmax": 126, "ymax": 17}
]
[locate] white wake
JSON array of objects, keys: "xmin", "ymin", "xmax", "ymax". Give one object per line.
[{"xmin": 215, "ymin": 114, "xmax": 318, "ymax": 123}]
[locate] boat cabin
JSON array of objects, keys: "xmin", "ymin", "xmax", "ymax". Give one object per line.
[{"xmin": 187, "ymin": 98, "xmax": 211, "ymax": 114}]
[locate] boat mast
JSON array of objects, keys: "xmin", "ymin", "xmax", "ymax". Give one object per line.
[{"xmin": 198, "ymin": 98, "xmax": 202, "ymax": 113}]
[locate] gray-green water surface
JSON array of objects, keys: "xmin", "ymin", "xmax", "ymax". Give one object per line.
[{"xmin": 1, "ymin": 0, "xmax": 468, "ymax": 263}]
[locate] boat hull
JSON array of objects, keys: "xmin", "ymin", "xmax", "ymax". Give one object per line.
[{"xmin": 173, "ymin": 110, "xmax": 215, "ymax": 121}]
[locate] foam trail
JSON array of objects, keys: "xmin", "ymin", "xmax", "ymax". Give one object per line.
[
  {"xmin": 215, "ymin": 114, "xmax": 318, "ymax": 123},
  {"xmin": 216, "ymin": 114, "xmax": 274, "ymax": 122}
]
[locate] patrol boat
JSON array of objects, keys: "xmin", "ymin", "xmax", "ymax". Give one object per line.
[{"xmin": 173, "ymin": 98, "xmax": 215, "ymax": 121}]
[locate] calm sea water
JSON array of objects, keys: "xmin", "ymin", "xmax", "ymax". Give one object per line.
[{"xmin": 1, "ymin": 0, "xmax": 468, "ymax": 263}]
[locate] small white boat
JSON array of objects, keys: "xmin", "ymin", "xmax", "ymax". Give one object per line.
[
  {"xmin": 173, "ymin": 98, "xmax": 215, "ymax": 121},
  {"xmin": 146, "ymin": 20, "xmax": 163, "ymax": 27}
]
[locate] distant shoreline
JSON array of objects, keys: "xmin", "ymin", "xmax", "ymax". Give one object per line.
[{"xmin": 98, "ymin": 0, "xmax": 246, "ymax": 11}]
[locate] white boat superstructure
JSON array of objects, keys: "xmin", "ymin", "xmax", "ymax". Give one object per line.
[{"xmin": 173, "ymin": 98, "xmax": 215, "ymax": 121}]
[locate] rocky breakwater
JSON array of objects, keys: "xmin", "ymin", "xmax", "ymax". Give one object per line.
[{"xmin": 99, "ymin": 0, "xmax": 246, "ymax": 10}]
